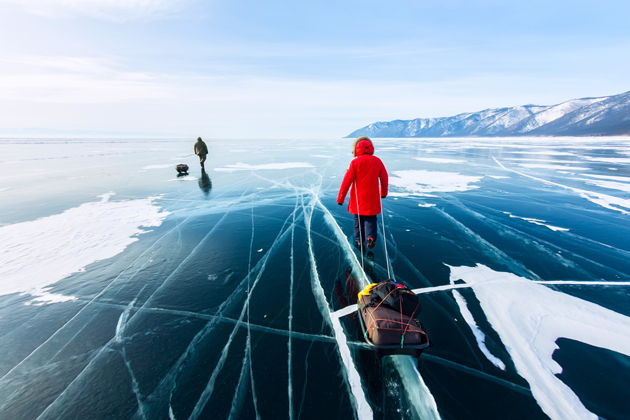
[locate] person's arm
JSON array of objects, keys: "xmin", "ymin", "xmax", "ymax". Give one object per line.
[
  {"xmin": 337, "ymin": 162, "xmax": 355, "ymax": 204},
  {"xmin": 379, "ymin": 160, "xmax": 388, "ymax": 198}
]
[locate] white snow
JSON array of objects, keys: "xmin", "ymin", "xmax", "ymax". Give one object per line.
[
  {"xmin": 510, "ymin": 151, "xmax": 577, "ymax": 156},
  {"xmin": 26, "ymin": 291, "xmax": 77, "ymax": 305},
  {"xmin": 522, "ymin": 97, "xmax": 606, "ymax": 131},
  {"xmin": 451, "ymin": 288, "xmax": 506, "ymax": 370},
  {"xmin": 311, "ymin": 154, "xmax": 332, "ymax": 158},
  {"xmin": 390, "ymin": 170, "xmax": 483, "ymax": 194},
  {"xmin": 141, "ymin": 164, "xmax": 172, "ymax": 170},
  {"xmin": 502, "ymin": 158, "xmax": 583, "ymax": 164},
  {"xmin": 417, "ymin": 203, "xmax": 436, "ymax": 208},
  {"xmin": 503, "ymin": 212, "xmax": 569, "ymax": 232},
  {"xmin": 495, "ymin": 157, "xmax": 630, "ymax": 215},
  {"xmin": 449, "ymin": 264, "xmax": 630, "ymax": 420},
  {"xmin": 305, "ymin": 196, "xmax": 372, "ymax": 419},
  {"xmin": 388, "ymin": 192, "xmax": 438, "ymax": 198},
  {"xmin": 574, "ymin": 179, "xmax": 630, "ymax": 193},
  {"xmin": 214, "ymin": 162, "xmax": 314, "ymax": 172},
  {"xmin": 0, "ymin": 193, "xmax": 169, "ymax": 303},
  {"xmin": 488, "ymin": 175, "xmax": 509, "ymax": 179},
  {"xmin": 386, "ymin": 357, "xmax": 441, "ymax": 420},
  {"xmin": 580, "ymin": 174, "xmax": 630, "ymax": 182},
  {"xmin": 414, "ymin": 157, "xmax": 465, "ymax": 164},
  {"xmin": 583, "ymin": 156, "xmax": 630, "ymax": 164},
  {"xmin": 519, "ymin": 163, "xmax": 590, "ymax": 171},
  {"xmin": 168, "ymin": 176, "xmax": 198, "ymax": 181}
]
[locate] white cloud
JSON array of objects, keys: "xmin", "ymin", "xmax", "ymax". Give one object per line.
[
  {"xmin": 1, "ymin": 52, "xmax": 625, "ymax": 138},
  {"xmin": 0, "ymin": 0, "xmax": 184, "ymax": 21},
  {"xmin": 0, "ymin": 55, "xmax": 170, "ymax": 103}
]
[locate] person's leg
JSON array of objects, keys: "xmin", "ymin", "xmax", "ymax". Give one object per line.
[
  {"xmin": 365, "ymin": 215, "xmax": 377, "ymax": 241},
  {"xmin": 365, "ymin": 215, "xmax": 377, "ymax": 248},
  {"xmin": 353, "ymin": 214, "xmax": 361, "ymax": 246},
  {"xmin": 199, "ymin": 154, "xmax": 206, "ymax": 167}
]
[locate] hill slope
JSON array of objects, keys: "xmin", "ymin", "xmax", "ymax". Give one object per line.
[{"xmin": 347, "ymin": 90, "xmax": 630, "ymax": 138}]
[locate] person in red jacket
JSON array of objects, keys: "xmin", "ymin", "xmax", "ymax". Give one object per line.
[{"xmin": 337, "ymin": 136, "xmax": 388, "ymax": 249}]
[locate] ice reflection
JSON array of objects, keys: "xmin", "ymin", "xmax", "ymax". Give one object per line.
[{"xmin": 198, "ymin": 169, "xmax": 212, "ymax": 196}]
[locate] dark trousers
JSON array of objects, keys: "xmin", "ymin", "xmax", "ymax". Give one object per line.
[
  {"xmin": 198, "ymin": 154, "xmax": 207, "ymax": 167},
  {"xmin": 353, "ymin": 215, "xmax": 377, "ymax": 243}
]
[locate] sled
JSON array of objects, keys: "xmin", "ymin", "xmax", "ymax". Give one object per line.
[{"xmin": 357, "ymin": 281, "xmax": 430, "ymax": 357}]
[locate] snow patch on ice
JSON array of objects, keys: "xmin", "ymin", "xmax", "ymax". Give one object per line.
[
  {"xmin": 0, "ymin": 193, "xmax": 169, "ymax": 302},
  {"xmin": 214, "ymin": 162, "xmax": 314, "ymax": 172},
  {"xmin": 311, "ymin": 154, "xmax": 332, "ymax": 158},
  {"xmin": 580, "ymin": 173, "xmax": 630, "ymax": 182},
  {"xmin": 488, "ymin": 175, "xmax": 509, "ymax": 179},
  {"xmin": 25, "ymin": 290, "xmax": 78, "ymax": 305},
  {"xmin": 519, "ymin": 163, "xmax": 589, "ymax": 171},
  {"xmin": 510, "ymin": 151, "xmax": 576, "ymax": 156},
  {"xmin": 502, "ymin": 158, "xmax": 583, "ymax": 164},
  {"xmin": 495, "ymin": 157, "xmax": 630, "ymax": 215},
  {"xmin": 574, "ymin": 178, "xmax": 630, "ymax": 193},
  {"xmin": 388, "ymin": 191, "xmax": 437, "ymax": 198},
  {"xmin": 503, "ymin": 212, "xmax": 569, "ymax": 232},
  {"xmin": 414, "ymin": 157, "xmax": 465, "ymax": 164},
  {"xmin": 583, "ymin": 156, "xmax": 630, "ymax": 164},
  {"xmin": 141, "ymin": 164, "xmax": 172, "ymax": 170},
  {"xmin": 449, "ymin": 264, "xmax": 630, "ymax": 420},
  {"xmin": 390, "ymin": 170, "xmax": 483, "ymax": 194},
  {"xmin": 450, "ymin": 287, "xmax": 506, "ymax": 370},
  {"xmin": 417, "ymin": 203, "xmax": 436, "ymax": 208},
  {"xmin": 168, "ymin": 176, "xmax": 197, "ymax": 181}
]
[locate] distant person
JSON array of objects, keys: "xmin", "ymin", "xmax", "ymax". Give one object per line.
[
  {"xmin": 337, "ymin": 136, "xmax": 388, "ymax": 250},
  {"xmin": 194, "ymin": 137, "xmax": 208, "ymax": 168}
]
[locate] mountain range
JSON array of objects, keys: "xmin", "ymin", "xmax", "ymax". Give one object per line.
[{"xmin": 347, "ymin": 90, "xmax": 630, "ymax": 138}]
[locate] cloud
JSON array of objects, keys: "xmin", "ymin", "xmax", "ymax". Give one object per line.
[
  {"xmin": 0, "ymin": 55, "xmax": 170, "ymax": 103},
  {"xmin": 0, "ymin": 0, "xmax": 186, "ymax": 21},
  {"xmin": 0, "ymin": 52, "xmax": 625, "ymax": 138}
]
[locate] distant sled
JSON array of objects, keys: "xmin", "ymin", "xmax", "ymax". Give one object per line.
[
  {"xmin": 357, "ymin": 280, "xmax": 430, "ymax": 357},
  {"xmin": 176, "ymin": 163, "xmax": 189, "ymax": 175}
]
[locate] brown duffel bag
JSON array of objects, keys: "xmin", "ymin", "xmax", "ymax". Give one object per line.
[{"xmin": 359, "ymin": 295, "xmax": 426, "ymax": 346}]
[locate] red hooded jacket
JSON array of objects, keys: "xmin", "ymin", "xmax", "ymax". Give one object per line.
[{"xmin": 337, "ymin": 139, "xmax": 388, "ymax": 215}]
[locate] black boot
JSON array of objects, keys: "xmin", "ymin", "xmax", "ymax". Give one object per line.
[{"xmin": 367, "ymin": 237, "xmax": 375, "ymax": 249}]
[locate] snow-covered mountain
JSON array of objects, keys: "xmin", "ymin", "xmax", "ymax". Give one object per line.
[{"xmin": 347, "ymin": 90, "xmax": 630, "ymax": 138}]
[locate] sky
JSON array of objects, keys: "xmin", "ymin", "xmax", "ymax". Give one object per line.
[{"xmin": 0, "ymin": 0, "xmax": 629, "ymax": 139}]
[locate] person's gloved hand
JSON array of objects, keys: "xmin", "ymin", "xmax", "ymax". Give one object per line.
[
  {"xmin": 381, "ymin": 196, "xmax": 386, "ymax": 199},
  {"xmin": 337, "ymin": 201, "xmax": 343, "ymax": 206}
]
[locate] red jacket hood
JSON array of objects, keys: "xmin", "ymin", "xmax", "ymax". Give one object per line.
[{"xmin": 355, "ymin": 139, "xmax": 374, "ymax": 156}]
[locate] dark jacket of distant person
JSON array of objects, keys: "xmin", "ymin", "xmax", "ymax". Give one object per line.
[
  {"xmin": 194, "ymin": 137, "xmax": 208, "ymax": 156},
  {"xmin": 337, "ymin": 137, "xmax": 388, "ymax": 215}
]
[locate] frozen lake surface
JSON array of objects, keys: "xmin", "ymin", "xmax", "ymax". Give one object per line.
[{"xmin": 1, "ymin": 137, "xmax": 629, "ymax": 419}]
